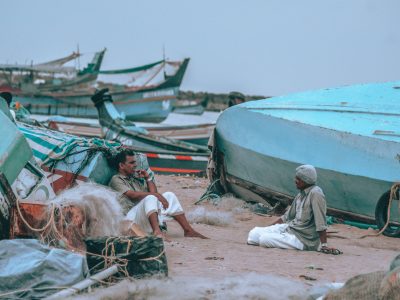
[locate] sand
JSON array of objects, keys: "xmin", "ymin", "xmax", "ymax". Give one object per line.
[
  {"xmin": 71, "ymin": 174, "xmax": 399, "ymax": 299},
  {"xmin": 155, "ymin": 174, "xmax": 399, "ymax": 283}
]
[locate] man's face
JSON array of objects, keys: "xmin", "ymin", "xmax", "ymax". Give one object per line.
[
  {"xmin": 120, "ymin": 155, "xmax": 137, "ymax": 176},
  {"xmin": 295, "ymin": 176, "xmax": 308, "ymax": 190}
]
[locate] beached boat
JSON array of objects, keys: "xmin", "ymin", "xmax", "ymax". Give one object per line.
[
  {"xmin": 0, "ymin": 96, "xmax": 69, "ymax": 241},
  {"xmin": 143, "ymin": 123, "xmax": 214, "ymax": 146},
  {"xmin": 172, "ymin": 98, "xmax": 208, "ymax": 115},
  {"xmin": 209, "ymin": 81, "xmax": 400, "ymax": 236},
  {"xmin": 0, "ymin": 96, "xmax": 164, "ymax": 257},
  {"xmin": 9, "ymin": 57, "xmax": 190, "ymax": 123},
  {"xmin": 90, "ymin": 88, "xmax": 210, "ymax": 175},
  {"xmin": 47, "ymin": 120, "xmax": 214, "ymax": 146},
  {"xmin": 0, "ymin": 49, "xmax": 106, "ymax": 93}
]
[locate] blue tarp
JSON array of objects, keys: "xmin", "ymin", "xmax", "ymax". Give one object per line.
[{"xmin": 0, "ymin": 239, "xmax": 88, "ymax": 299}]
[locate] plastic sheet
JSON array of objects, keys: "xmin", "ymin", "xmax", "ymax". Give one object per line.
[{"xmin": 0, "ymin": 239, "xmax": 88, "ymax": 299}]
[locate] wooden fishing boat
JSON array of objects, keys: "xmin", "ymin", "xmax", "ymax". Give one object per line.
[
  {"xmin": 144, "ymin": 123, "xmax": 214, "ymax": 146},
  {"xmin": 0, "ymin": 96, "xmax": 83, "ymax": 247},
  {"xmin": 8, "ymin": 57, "xmax": 190, "ymax": 123},
  {"xmin": 47, "ymin": 120, "xmax": 214, "ymax": 146},
  {"xmin": 209, "ymin": 81, "xmax": 400, "ymax": 236},
  {"xmin": 0, "ymin": 49, "xmax": 106, "ymax": 94},
  {"xmin": 172, "ymin": 98, "xmax": 208, "ymax": 115},
  {"xmin": 87, "ymin": 88, "xmax": 210, "ymax": 175}
]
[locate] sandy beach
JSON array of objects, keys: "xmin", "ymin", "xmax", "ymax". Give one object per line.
[
  {"xmin": 156, "ymin": 174, "xmax": 399, "ymax": 282},
  {"xmin": 71, "ymin": 174, "xmax": 399, "ymax": 299}
]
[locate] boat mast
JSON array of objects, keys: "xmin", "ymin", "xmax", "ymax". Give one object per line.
[
  {"xmin": 76, "ymin": 44, "xmax": 81, "ymax": 70},
  {"xmin": 163, "ymin": 44, "xmax": 166, "ymax": 78}
]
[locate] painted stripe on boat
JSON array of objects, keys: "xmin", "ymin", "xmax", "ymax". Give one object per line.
[
  {"xmin": 146, "ymin": 153, "xmax": 208, "ymax": 161},
  {"xmin": 150, "ymin": 167, "xmax": 203, "ymax": 173}
]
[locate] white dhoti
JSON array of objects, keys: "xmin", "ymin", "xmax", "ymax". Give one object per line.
[
  {"xmin": 247, "ymin": 224, "xmax": 304, "ymax": 250},
  {"xmin": 125, "ymin": 191, "xmax": 184, "ymax": 233}
]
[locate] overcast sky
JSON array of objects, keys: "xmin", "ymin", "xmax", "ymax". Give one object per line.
[{"xmin": 2, "ymin": 0, "xmax": 399, "ymax": 96}]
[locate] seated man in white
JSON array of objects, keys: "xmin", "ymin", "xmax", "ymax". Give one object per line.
[
  {"xmin": 109, "ymin": 149, "xmax": 207, "ymax": 239},
  {"xmin": 248, "ymin": 165, "xmax": 341, "ymax": 254}
]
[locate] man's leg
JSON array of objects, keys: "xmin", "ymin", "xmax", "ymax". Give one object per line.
[
  {"xmin": 259, "ymin": 232, "xmax": 304, "ymax": 250},
  {"xmin": 162, "ymin": 192, "xmax": 208, "ymax": 239},
  {"xmin": 247, "ymin": 224, "xmax": 289, "ymax": 245},
  {"xmin": 148, "ymin": 211, "xmax": 163, "ymax": 237},
  {"xmin": 126, "ymin": 195, "xmax": 163, "ymax": 236},
  {"xmin": 173, "ymin": 214, "xmax": 208, "ymax": 239}
]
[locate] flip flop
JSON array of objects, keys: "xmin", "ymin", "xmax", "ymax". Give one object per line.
[{"xmin": 320, "ymin": 247, "xmax": 343, "ymax": 255}]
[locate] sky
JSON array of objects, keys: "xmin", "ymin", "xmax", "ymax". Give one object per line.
[{"xmin": 1, "ymin": 0, "xmax": 400, "ymax": 97}]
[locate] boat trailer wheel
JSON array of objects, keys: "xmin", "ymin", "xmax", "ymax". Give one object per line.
[{"xmin": 375, "ymin": 190, "xmax": 400, "ymax": 238}]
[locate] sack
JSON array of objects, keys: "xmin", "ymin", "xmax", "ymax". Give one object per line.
[
  {"xmin": 324, "ymin": 271, "xmax": 385, "ymax": 300},
  {"xmin": 85, "ymin": 236, "xmax": 168, "ymax": 279}
]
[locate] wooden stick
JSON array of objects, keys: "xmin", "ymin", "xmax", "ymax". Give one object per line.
[{"xmin": 44, "ymin": 265, "xmax": 119, "ymax": 299}]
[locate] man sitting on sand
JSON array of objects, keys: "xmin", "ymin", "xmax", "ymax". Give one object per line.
[
  {"xmin": 109, "ymin": 148, "xmax": 207, "ymax": 239},
  {"xmin": 247, "ymin": 164, "xmax": 341, "ymax": 254}
]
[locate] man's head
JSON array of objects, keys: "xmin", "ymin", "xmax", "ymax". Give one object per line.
[
  {"xmin": 228, "ymin": 91, "xmax": 245, "ymax": 107},
  {"xmin": 295, "ymin": 164, "xmax": 317, "ymax": 190},
  {"xmin": 114, "ymin": 149, "xmax": 137, "ymax": 176}
]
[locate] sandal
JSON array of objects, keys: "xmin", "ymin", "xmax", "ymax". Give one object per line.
[{"xmin": 320, "ymin": 247, "xmax": 343, "ymax": 255}]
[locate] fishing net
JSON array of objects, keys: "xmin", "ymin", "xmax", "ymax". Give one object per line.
[
  {"xmin": 51, "ymin": 182, "xmax": 124, "ymax": 237},
  {"xmin": 12, "ymin": 182, "xmax": 126, "ymax": 251}
]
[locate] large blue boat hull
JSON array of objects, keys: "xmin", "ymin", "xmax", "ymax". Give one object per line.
[{"xmin": 212, "ymin": 81, "xmax": 400, "ymax": 223}]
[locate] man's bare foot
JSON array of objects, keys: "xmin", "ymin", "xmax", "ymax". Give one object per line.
[{"xmin": 184, "ymin": 230, "xmax": 209, "ymax": 239}]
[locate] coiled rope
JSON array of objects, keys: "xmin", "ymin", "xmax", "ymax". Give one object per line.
[{"xmin": 360, "ymin": 182, "xmax": 400, "ymax": 239}]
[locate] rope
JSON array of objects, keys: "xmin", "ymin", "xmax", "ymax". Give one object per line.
[
  {"xmin": 139, "ymin": 249, "xmax": 166, "ymax": 263},
  {"xmin": 14, "ymin": 199, "xmax": 166, "ymax": 282},
  {"xmin": 141, "ymin": 62, "xmax": 165, "ymax": 87},
  {"xmin": 195, "ymin": 179, "xmax": 221, "ymax": 205},
  {"xmin": 15, "ymin": 199, "xmax": 56, "ymax": 232},
  {"xmin": 45, "ymin": 143, "xmax": 116, "ymax": 191},
  {"xmin": 359, "ymin": 182, "xmax": 400, "ymax": 239}
]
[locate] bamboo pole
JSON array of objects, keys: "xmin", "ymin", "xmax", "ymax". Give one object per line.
[{"xmin": 45, "ymin": 265, "xmax": 119, "ymax": 299}]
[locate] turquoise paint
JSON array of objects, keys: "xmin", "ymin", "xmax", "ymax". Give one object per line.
[
  {"xmin": 219, "ymin": 107, "xmax": 400, "ymax": 181},
  {"xmin": 243, "ymin": 81, "xmax": 400, "ymax": 141},
  {"xmin": 0, "ymin": 99, "xmax": 32, "ymax": 184},
  {"xmin": 215, "ymin": 81, "xmax": 400, "ymax": 222}
]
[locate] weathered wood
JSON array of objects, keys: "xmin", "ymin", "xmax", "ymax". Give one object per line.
[{"xmin": 0, "ymin": 172, "xmax": 17, "ymax": 239}]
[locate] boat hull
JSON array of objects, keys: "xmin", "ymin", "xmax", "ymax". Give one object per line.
[
  {"xmin": 213, "ymin": 103, "xmax": 400, "ymax": 223},
  {"xmin": 14, "ymin": 86, "xmax": 178, "ymax": 123},
  {"xmin": 47, "ymin": 120, "xmax": 214, "ymax": 146},
  {"xmin": 145, "ymin": 152, "xmax": 208, "ymax": 176}
]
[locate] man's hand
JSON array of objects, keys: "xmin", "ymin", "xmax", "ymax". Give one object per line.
[
  {"xmin": 271, "ymin": 218, "xmax": 284, "ymax": 225},
  {"xmin": 136, "ymin": 169, "xmax": 149, "ymax": 179},
  {"xmin": 155, "ymin": 194, "xmax": 169, "ymax": 210}
]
